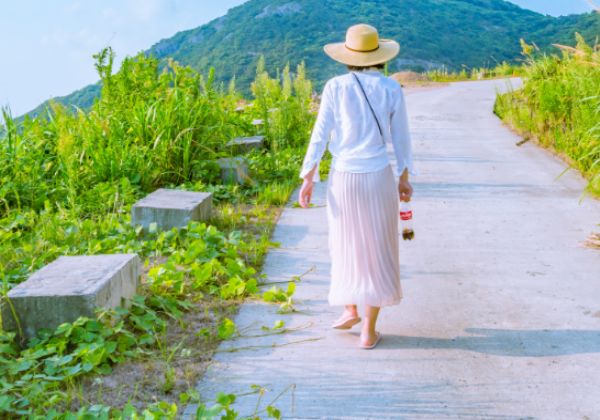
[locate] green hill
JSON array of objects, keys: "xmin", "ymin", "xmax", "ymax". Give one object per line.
[{"xmin": 22, "ymin": 0, "xmax": 600, "ymax": 118}]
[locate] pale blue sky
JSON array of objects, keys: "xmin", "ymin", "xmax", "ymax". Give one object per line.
[
  {"xmin": 509, "ymin": 0, "xmax": 594, "ymax": 16},
  {"xmin": 0, "ymin": 0, "xmax": 248, "ymax": 116},
  {"xmin": 0, "ymin": 0, "xmax": 594, "ymax": 116}
]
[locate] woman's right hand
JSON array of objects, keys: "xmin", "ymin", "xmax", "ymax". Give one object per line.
[
  {"xmin": 299, "ymin": 179, "xmax": 314, "ymax": 208},
  {"xmin": 399, "ymin": 179, "xmax": 413, "ymax": 203}
]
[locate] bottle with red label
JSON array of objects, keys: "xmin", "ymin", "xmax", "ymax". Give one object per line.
[{"xmin": 400, "ymin": 201, "xmax": 415, "ymax": 241}]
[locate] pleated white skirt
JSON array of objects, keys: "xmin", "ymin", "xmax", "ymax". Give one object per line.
[{"xmin": 327, "ymin": 165, "xmax": 402, "ymax": 307}]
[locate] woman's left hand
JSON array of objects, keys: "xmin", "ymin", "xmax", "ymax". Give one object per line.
[{"xmin": 299, "ymin": 179, "xmax": 314, "ymax": 208}]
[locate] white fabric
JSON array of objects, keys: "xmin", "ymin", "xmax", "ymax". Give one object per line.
[
  {"xmin": 327, "ymin": 165, "xmax": 402, "ymax": 307},
  {"xmin": 300, "ymin": 70, "xmax": 414, "ymax": 180}
]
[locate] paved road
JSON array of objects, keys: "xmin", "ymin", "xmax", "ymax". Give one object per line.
[{"xmin": 186, "ymin": 79, "xmax": 600, "ymax": 419}]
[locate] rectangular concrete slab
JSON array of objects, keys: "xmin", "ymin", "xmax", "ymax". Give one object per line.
[
  {"xmin": 1, "ymin": 254, "xmax": 140, "ymax": 340},
  {"xmin": 131, "ymin": 188, "xmax": 212, "ymax": 231},
  {"xmin": 226, "ymin": 136, "xmax": 265, "ymax": 153},
  {"xmin": 217, "ymin": 157, "xmax": 250, "ymax": 184}
]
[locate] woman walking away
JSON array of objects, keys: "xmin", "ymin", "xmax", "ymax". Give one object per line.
[{"xmin": 298, "ymin": 24, "xmax": 414, "ymax": 349}]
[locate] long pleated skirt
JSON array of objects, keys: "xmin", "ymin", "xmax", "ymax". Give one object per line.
[{"xmin": 327, "ymin": 165, "xmax": 402, "ymax": 307}]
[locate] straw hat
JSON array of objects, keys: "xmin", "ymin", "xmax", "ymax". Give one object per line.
[{"xmin": 324, "ymin": 24, "xmax": 400, "ymax": 67}]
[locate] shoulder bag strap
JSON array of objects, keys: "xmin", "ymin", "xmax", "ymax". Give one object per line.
[{"xmin": 351, "ymin": 72, "xmax": 384, "ymax": 140}]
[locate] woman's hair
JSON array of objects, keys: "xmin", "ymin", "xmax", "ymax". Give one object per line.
[{"xmin": 347, "ymin": 63, "xmax": 386, "ymax": 71}]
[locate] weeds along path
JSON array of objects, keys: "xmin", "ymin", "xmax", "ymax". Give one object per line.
[{"xmin": 186, "ymin": 79, "xmax": 600, "ymax": 419}]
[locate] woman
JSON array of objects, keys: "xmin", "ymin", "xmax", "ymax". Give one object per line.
[{"xmin": 298, "ymin": 24, "xmax": 414, "ymax": 349}]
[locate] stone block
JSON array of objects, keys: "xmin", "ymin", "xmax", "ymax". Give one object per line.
[
  {"xmin": 217, "ymin": 157, "xmax": 250, "ymax": 184},
  {"xmin": 131, "ymin": 189, "xmax": 212, "ymax": 231},
  {"xmin": 226, "ymin": 136, "xmax": 265, "ymax": 153},
  {"xmin": 1, "ymin": 254, "xmax": 140, "ymax": 341}
]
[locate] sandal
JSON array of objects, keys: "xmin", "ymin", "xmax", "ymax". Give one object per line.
[
  {"xmin": 360, "ymin": 331, "xmax": 382, "ymax": 349},
  {"xmin": 332, "ymin": 315, "xmax": 362, "ymax": 329}
]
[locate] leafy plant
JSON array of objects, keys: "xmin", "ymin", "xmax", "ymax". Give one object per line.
[{"xmin": 262, "ymin": 282, "xmax": 297, "ymax": 314}]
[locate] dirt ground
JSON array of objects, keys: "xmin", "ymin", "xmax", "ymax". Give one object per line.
[
  {"xmin": 390, "ymin": 71, "xmax": 449, "ymax": 93},
  {"xmin": 67, "ymin": 298, "xmax": 237, "ymax": 412}
]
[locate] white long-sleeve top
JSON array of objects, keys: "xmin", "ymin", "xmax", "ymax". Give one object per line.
[{"xmin": 300, "ymin": 70, "xmax": 414, "ymax": 180}]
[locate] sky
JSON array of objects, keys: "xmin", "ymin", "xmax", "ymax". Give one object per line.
[
  {"xmin": 0, "ymin": 0, "xmax": 248, "ymax": 116},
  {"xmin": 0, "ymin": 0, "xmax": 595, "ymax": 116},
  {"xmin": 509, "ymin": 0, "xmax": 595, "ymax": 16}
]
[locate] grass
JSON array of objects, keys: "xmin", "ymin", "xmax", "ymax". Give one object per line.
[{"xmin": 494, "ymin": 35, "xmax": 600, "ymax": 195}]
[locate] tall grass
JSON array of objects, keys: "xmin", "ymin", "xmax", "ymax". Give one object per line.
[
  {"xmin": 0, "ymin": 48, "xmax": 314, "ymax": 216},
  {"xmin": 495, "ymin": 34, "xmax": 600, "ymax": 194},
  {"xmin": 251, "ymin": 57, "xmax": 313, "ymax": 151}
]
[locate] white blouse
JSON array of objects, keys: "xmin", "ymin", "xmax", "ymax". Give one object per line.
[{"xmin": 300, "ymin": 70, "xmax": 414, "ymax": 180}]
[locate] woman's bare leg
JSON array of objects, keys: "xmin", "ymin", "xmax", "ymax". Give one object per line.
[
  {"xmin": 361, "ymin": 305, "xmax": 380, "ymax": 345},
  {"xmin": 343, "ymin": 304, "xmax": 359, "ymax": 318}
]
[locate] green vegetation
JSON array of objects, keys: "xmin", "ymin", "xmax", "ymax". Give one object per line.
[
  {"xmin": 426, "ymin": 61, "xmax": 523, "ymax": 82},
  {"xmin": 117, "ymin": 0, "xmax": 600, "ymax": 89},
  {"xmin": 1, "ymin": 49, "xmax": 312, "ymax": 213},
  {"xmin": 495, "ymin": 35, "xmax": 600, "ymax": 194},
  {"xmin": 0, "ymin": 48, "xmax": 315, "ymax": 417},
  {"xmin": 23, "ymin": 0, "xmax": 600, "ymax": 118}
]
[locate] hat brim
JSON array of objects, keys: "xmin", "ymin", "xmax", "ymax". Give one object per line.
[{"xmin": 323, "ymin": 39, "xmax": 400, "ymax": 67}]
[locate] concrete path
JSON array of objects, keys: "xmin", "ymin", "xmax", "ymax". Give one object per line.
[{"xmin": 185, "ymin": 79, "xmax": 600, "ymax": 419}]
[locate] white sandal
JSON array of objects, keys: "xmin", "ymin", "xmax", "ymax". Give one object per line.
[
  {"xmin": 360, "ymin": 331, "xmax": 382, "ymax": 349},
  {"xmin": 332, "ymin": 315, "xmax": 362, "ymax": 329}
]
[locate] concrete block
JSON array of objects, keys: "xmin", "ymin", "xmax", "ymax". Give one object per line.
[
  {"xmin": 226, "ymin": 136, "xmax": 265, "ymax": 153},
  {"xmin": 1, "ymin": 254, "xmax": 140, "ymax": 341},
  {"xmin": 217, "ymin": 157, "xmax": 250, "ymax": 184},
  {"xmin": 131, "ymin": 189, "xmax": 212, "ymax": 231}
]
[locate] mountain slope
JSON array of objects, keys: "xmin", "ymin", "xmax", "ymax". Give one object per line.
[
  {"xmin": 22, "ymin": 0, "xmax": 600, "ymax": 118},
  {"xmin": 147, "ymin": 0, "xmax": 598, "ymax": 85}
]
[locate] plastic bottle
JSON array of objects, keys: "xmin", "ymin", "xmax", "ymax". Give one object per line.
[{"xmin": 400, "ymin": 201, "xmax": 415, "ymax": 241}]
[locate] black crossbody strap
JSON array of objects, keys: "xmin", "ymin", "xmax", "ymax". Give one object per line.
[{"xmin": 351, "ymin": 72, "xmax": 383, "ymax": 139}]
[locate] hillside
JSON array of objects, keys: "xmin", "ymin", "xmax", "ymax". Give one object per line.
[
  {"xmin": 22, "ymin": 0, "xmax": 600, "ymax": 118},
  {"xmin": 149, "ymin": 0, "xmax": 597, "ymax": 84}
]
